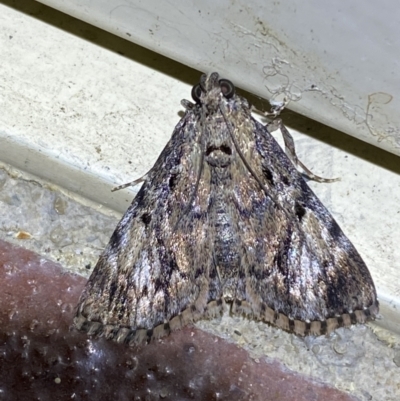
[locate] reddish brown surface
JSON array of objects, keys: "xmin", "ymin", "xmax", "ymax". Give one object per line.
[{"xmin": 0, "ymin": 239, "xmax": 358, "ymax": 401}]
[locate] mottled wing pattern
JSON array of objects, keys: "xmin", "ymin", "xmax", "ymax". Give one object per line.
[
  {"xmin": 75, "ymin": 72, "xmax": 378, "ymax": 344},
  {"xmin": 75, "ymin": 109, "xmax": 223, "ymax": 344},
  {"xmin": 225, "ymin": 116, "xmax": 378, "ymax": 335}
]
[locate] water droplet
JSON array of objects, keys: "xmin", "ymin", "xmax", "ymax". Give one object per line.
[
  {"xmin": 54, "ymin": 196, "xmax": 68, "ymax": 215},
  {"xmin": 333, "ymin": 341, "xmax": 348, "ymax": 355},
  {"xmin": 312, "ymin": 345, "xmax": 321, "ymax": 355},
  {"xmin": 29, "ymin": 319, "xmax": 39, "ymax": 331},
  {"xmin": 393, "ymin": 351, "xmax": 400, "ymax": 367},
  {"xmin": 184, "ymin": 343, "xmax": 196, "ymax": 354},
  {"xmin": 61, "ymin": 303, "xmax": 74, "ymax": 314},
  {"xmin": 159, "ymin": 387, "xmax": 168, "ymax": 398},
  {"xmin": 124, "ymin": 356, "xmax": 138, "ymax": 371},
  {"xmin": 4, "ymin": 262, "xmax": 18, "ymax": 275}
]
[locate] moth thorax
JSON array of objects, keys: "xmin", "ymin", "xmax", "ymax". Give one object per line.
[{"xmin": 205, "ymin": 144, "xmax": 233, "ymax": 167}]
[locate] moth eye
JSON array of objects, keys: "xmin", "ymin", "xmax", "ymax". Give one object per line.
[
  {"xmin": 191, "ymin": 84, "xmax": 203, "ymax": 103},
  {"xmin": 219, "ymin": 79, "xmax": 235, "ymax": 98}
]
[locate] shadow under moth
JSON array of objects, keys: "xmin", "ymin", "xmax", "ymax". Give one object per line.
[{"xmin": 74, "ymin": 72, "xmax": 378, "ymax": 345}]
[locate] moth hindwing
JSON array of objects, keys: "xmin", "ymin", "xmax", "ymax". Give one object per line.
[{"xmin": 74, "ymin": 72, "xmax": 378, "ymax": 345}]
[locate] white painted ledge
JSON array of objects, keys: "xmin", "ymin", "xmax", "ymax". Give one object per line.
[{"xmin": 37, "ymin": 0, "xmax": 400, "ymax": 157}]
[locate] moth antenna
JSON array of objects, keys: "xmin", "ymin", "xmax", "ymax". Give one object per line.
[
  {"xmin": 255, "ymin": 99, "xmax": 340, "ymax": 184},
  {"xmin": 264, "ymin": 97, "xmax": 288, "ymax": 118},
  {"xmin": 267, "ymin": 118, "xmax": 340, "ymax": 183}
]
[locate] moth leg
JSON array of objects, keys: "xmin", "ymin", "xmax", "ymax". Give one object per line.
[
  {"xmin": 112, "ymin": 164, "xmax": 182, "ymax": 192},
  {"xmin": 263, "ymin": 99, "xmax": 287, "ymax": 119},
  {"xmin": 267, "ymin": 117, "xmax": 339, "ymax": 184},
  {"xmin": 111, "ymin": 174, "xmax": 148, "ymax": 192}
]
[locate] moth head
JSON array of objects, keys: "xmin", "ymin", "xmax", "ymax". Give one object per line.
[{"xmin": 191, "ymin": 73, "xmax": 235, "ymax": 104}]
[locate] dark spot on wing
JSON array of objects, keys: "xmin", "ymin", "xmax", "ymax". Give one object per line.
[
  {"xmin": 141, "ymin": 213, "xmax": 152, "ymax": 225},
  {"xmin": 295, "ymin": 202, "xmax": 306, "ymax": 221},
  {"xmin": 281, "ymin": 175, "xmax": 289, "ymax": 185},
  {"xmin": 262, "ymin": 165, "xmax": 274, "ymax": 185},
  {"xmin": 206, "ymin": 145, "xmax": 232, "ymax": 155},
  {"xmin": 169, "ymin": 172, "xmax": 178, "ymax": 189},
  {"xmin": 328, "ymin": 219, "xmax": 342, "ymax": 239}
]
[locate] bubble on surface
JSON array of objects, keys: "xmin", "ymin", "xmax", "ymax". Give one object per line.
[
  {"xmin": 393, "ymin": 351, "xmax": 400, "ymax": 367},
  {"xmin": 54, "ymin": 196, "xmax": 68, "ymax": 215}
]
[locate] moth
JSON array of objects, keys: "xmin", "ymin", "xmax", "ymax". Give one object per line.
[{"xmin": 74, "ymin": 72, "xmax": 378, "ymax": 345}]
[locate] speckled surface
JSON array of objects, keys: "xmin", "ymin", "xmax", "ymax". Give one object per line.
[
  {"xmin": 1, "ymin": 1, "xmax": 400, "ymax": 314},
  {"xmin": 0, "ymin": 165, "xmax": 118, "ymax": 276},
  {"xmin": 0, "ymin": 170, "xmax": 399, "ymax": 400},
  {"xmin": 0, "ymin": 239, "xmax": 360, "ymax": 401}
]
